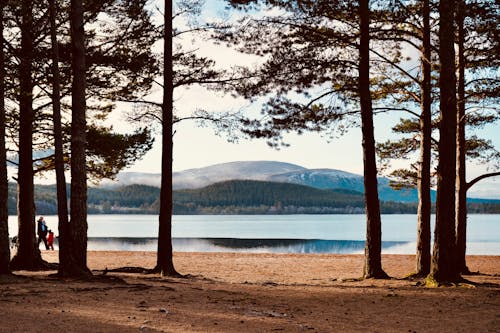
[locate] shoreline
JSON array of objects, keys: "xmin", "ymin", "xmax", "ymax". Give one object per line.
[
  {"xmin": 28, "ymin": 237, "xmax": 500, "ymax": 255},
  {"xmin": 46, "ymin": 251, "xmax": 500, "ymax": 282}
]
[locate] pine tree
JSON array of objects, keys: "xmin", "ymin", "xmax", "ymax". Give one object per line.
[
  {"xmin": 428, "ymin": 0, "xmax": 461, "ymax": 285},
  {"xmin": 0, "ymin": 0, "xmax": 10, "ymax": 275},
  {"xmin": 455, "ymin": 0, "xmax": 500, "ymax": 274},
  {"xmin": 48, "ymin": 0, "xmax": 73, "ymax": 277},
  {"xmin": 222, "ymin": 0, "xmax": 390, "ymax": 278},
  {"xmin": 375, "ymin": 0, "xmax": 499, "ymax": 276},
  {"xmin": 3, "ymin": 0, "xmax": 157, "ymax": 271},
  {"xmin": 66, "ymin": 0, "xmax": 92, "ymax": 277},
  {"xmin": 359, "ymin": 0, "xmax": 388, "ymax": 279},
  {"xmin": 1, "ymin": 1, "xmax": 157, "ymax": 183},
  {"xmin": 126, "ymin": 0, "xmax": 249, "ymax": 275},
  {"xmin": 10, "ymin": 0, "xmax": 46, "ymax": 271},
  {"xmin": 455, "ymin": 0, "xmax": 467, "ymax": 275},
  {"xmin": 154, "ymin": 0, "xmax": 179, "ymax": 276}
]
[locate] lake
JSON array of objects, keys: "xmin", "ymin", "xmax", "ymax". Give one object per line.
[{"xmin": 8, "ymin": 214, "xmax": 500, "ymax": 254}]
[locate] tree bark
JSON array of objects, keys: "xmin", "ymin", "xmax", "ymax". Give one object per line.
[
  {"xmin": 48, "ymin": 0, "xmax": 73, "ymax": 275},
  {"xmin": 10, "ymin": 0, "xmax": 45, "ymax": 271},
  {"xmin": 66, "ymin": 0, "xmax": 91, "ymax": 277},
  {"xmin": 154, "ymin": 0, "xmax": 178, "ymax": 276},
  {"xmin": 415, "ymin": 0, "xmax": 432, "ymax": 277},
  {"xmin": 0, "ymin": 1, "xmax": 10, "ymax": 275},
  {"xmin": 455, "ymin": 0, "xmax": 469, "ymax": 275},
  {"xmin": 359, "ymin": 0, "xmax": 388, "ymax": 279},
  {"xmin": 428, "ymin": 0, "xmax": 461, "ymax": 284}
]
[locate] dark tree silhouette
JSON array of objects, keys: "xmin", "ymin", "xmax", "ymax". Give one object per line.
[
  {"xmin": 153, "ymin": 0, "xmax": 179, "ymax": 276},
  {"xmin": 65, "ymin": 0, "xmax": 91, "ymax": 277},
  {"xmin": 415, "ymin": 0, "xmax": 432, "ymax": 277},
  {"xmin": 48, "ymin": 0, "xmax": 72, "ymax": 277},
  {"xmin": 359, "ymin": 0, "xmax": 388, "ymax": 279},
  {"xmin": 428, "ymin": 0, "xmax": 461, "ymax": 285},
  {"xmin": 0, "ymin": 0, "xmax": 10, "ymax": 275},
  {"xmin": 455, "ymin": 0, "xmax": 467, "ymax": 275},
  {"xmin": 10, "ymin": 0, "xmax": 46, "ymax": 271}
]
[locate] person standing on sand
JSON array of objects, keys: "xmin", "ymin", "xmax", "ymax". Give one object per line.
[
  {"xmin": 47, "ymin": 230, "xmax": 55, "ymax": 250},
  {"xmin": 37, "ymin": 216, "xmax": 49, "ymax": 250}
]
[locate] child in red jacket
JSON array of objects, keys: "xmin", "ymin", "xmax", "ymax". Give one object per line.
[{"xmin": 47, "ymin": 230, "xmax": 55, "ymax": 250}]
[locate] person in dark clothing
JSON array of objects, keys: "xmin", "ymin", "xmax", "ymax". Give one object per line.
[{"xmin": 37, "ymin": 216, "xmax": 49, "ymax": 250}]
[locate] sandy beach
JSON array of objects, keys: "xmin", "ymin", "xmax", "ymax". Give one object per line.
[{"xmin": 1, "ymin": 251, "xmax": 499, "ymax": 332}]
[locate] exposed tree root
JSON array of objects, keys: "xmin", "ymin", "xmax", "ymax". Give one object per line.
[
  {"xmin": 363, "ymin": 269, "xmax": 390, "ymax": 280},
  {"xmin": 10, "ymin": 255, "xmax": 57, "ymax": 272},
  {"xmin": 95, "ymin": 266, "xmax": 185, "ymax": 278}
]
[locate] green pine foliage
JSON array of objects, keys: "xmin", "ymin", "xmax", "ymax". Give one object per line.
[{"xmin": 174, "ymin": 180, "xmax": 364, "ymax": 208}]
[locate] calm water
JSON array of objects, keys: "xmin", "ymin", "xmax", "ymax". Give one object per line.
[{"xmin": 8, "ymin": 214, "xmax": 500, "ymax": 254}]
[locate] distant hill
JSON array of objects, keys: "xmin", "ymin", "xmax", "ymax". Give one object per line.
[{"xmin": 98, "ymin": 161, "xmax": 498, "ymax": 203}]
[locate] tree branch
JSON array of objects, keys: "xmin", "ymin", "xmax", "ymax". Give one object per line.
[
  {"xmin": 466, "ymin": 171, "xmax": 500, "ymax": 190},
  {"xmin": 373, "ymin": 107, "xmax": 421, "ymax": 118}
]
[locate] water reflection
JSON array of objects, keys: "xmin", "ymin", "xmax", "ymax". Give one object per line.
[
  {"xmin": 22, "ymin": 237, "xmax": 498, "ymax": 255},
  {"xmin": 79, "ymin": 237, "xmax": 411, "ymax": 254}
]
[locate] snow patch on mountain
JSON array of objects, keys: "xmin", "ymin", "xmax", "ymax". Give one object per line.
[
  {"xmin": 101, "ymin": 161, "xmax": 307, "ymax": 189},
  {"xmin": 172, "ymin": 161, "xmax": 306, "ymax": 189}
]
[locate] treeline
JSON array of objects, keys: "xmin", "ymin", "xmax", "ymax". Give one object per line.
[
  {"xmin": 173, "ymin": 180, "xmax": 417, "ymax": 214},
  {"xmin": 175, "ymin": 180, "xmax": 365, "ymax": 208},
  {"xmin": 12, "ymin": 180, "xmax": 498, "ymax": 215}
]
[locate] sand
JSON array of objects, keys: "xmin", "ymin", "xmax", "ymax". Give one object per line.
[{"xmin": 0, "ymin": 251, "xmax": 498, "ymax": 332}]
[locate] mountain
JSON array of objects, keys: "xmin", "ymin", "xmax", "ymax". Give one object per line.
[
  {"xmin": 100, "ymin": 161, "xmax": 497, "ymax": 203},
  {"xmin": 268, "ymin": 168, "xmax": 364, "ymax": 191},
  {"xmin": 271, "ymin": 169, "xmax": 424, "ymax": 202},
  {"xmin": 172, "ymin": 161, "xmax": 306, "ymax": 190},
  {"xmin": 101, "ymin": 161, "xmax": 306, "ymax": 189}
]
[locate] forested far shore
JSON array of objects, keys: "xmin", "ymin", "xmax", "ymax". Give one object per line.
[{"xmin": 8, "ymin": 181, "xmax": 499, "ymax": 215}]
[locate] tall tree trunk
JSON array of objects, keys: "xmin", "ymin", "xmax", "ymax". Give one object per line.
[
  {"xmin": 428, "ymin": 0, "xmax": 461, "ymax": 284},
  {"xmin": 154, "ymin": 0, "xmax": 178, "ymax": 276},
  {"xmin": 415, "ymin": 0, "xmax": 432, "ymax": 277},
  {"xmin": 359, "ymin": 0, "xmax": 388, "ymax": 279},
  {"xmin": 0, "ymin": 1, "xmax": 10, "ymax": 275},
  {"xmin": 455, "ymin": 0, "xmax": 469, "ymax": 275},
  {"xmin": 10, "ymin": 0, "xmax": 45, "ymax": 271},
  {"xmin": 66, "ymin": 0, "xmax": 91, "ymax": 277},
  {"xmin": 49, "ymin": 0, "xmax": 73, "ymax": 275}
]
